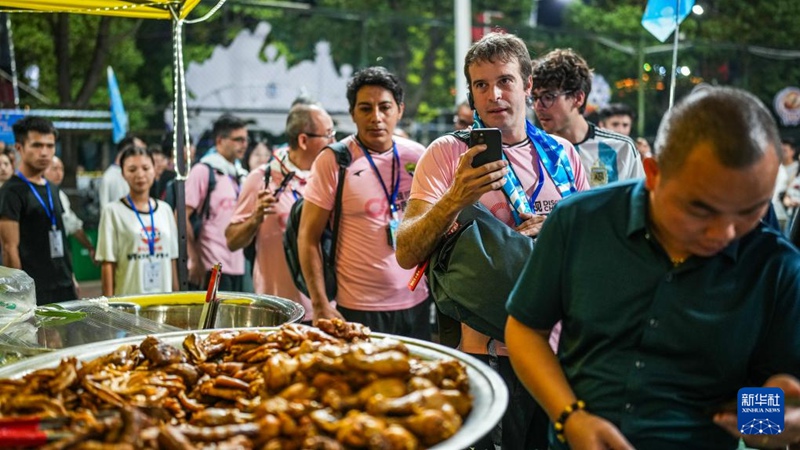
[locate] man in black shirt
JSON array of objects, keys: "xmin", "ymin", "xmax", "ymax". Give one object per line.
[{"xmin": 0, "ymin": 116, "xmax": 76, "ymax": 304}]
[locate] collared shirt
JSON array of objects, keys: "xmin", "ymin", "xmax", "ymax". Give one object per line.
[{"xmin": 507, "ymin": 180, "xmax": 800, "ymax": 450}]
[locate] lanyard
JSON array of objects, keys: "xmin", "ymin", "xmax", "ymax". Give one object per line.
[
  {"xmin": 16, "ymin": 171, "xmax": 56, "ymax": 230},
  {"xmin": 503, "ymin": 144, "xmax": 546, "ymax": 212},
  {"xmin": 356, "ymin": 138, "xmax": 400, "ymax": 214},
  {"xmin": 127, "ymin": 195, "xmax": 156, "ymax": 256}
]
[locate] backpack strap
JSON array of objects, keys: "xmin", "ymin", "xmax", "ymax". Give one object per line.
[
  {"xmin": 198, "ymin": 162, "xmax": 216, "ymax": 221},
  {"xmin": 326, "ymin": 142, "xmax": 351, "ymax": 270},
  {"xmin": 450, "ymin": 129, "xmax": 470, "ymax": 144}
]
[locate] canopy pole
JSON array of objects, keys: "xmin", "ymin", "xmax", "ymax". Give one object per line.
[
  {"xmin": 6, "ymin": 14, "xmax": 18, "ymax": 108},
  {"xmin": 171, "ymin": 5, "xmax": 190, "ymax": 291},
  {"xmin": 668, "ymin": 0, "xmax": 680, "ymax": 109}
]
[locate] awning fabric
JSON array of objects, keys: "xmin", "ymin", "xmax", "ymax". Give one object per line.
[{"xmin": 0, "ymin": 0, "xmax": 201, "ymax": 20}]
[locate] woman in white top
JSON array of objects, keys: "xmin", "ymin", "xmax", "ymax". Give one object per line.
[{"xmin": 96, "ymin": 145, "xmax": 179, "ymax": 296}]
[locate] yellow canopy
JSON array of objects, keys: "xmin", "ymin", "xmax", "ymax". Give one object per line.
[{"xmin": 0, "ymin": 0, "xmax": 201, "ymax": 20}]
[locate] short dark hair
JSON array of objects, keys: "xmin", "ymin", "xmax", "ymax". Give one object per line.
[
  {"xmin": 119, "ymin": 144, "xmax": 154, "ymax": 170},
  {"xmin": 117, "ymin": 133, "xmax": 143, "ymax": 153},
  {"xmin": 531, "ymin": 48, "xmax": 592, "ymax": 114},
  {"xmin": 12, "ymin": 116, "xmax": 57, "ymax": 144},
  {"xmin": 346, "ymin": 66, "xmax": 404, "ymax": 113},
  {"xmin": 656, "ymin": 86, "xmax": 782, "ymax": 178},
  {"xmin": 212, "ymin": 114, "xmax": 248, "ymax": 141},
  {"xmin": 599, "ymin": 103, "xmax": 635, "ymax": 122},
  {"xmin": 464, "ymin": 32, "xmax": 532, "ymax": 92}
]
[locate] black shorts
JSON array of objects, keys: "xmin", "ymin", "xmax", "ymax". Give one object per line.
[{"xmin": 337, "ymin": 297, "xmax": 431, "ymax": 341}]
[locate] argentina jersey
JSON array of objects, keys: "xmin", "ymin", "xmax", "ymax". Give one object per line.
[{"xmin": 575, "ymin": 123, "xmax": 644, "ymax": 185}]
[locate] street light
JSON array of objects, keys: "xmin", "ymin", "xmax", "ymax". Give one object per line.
[{"xmin": 692, "ymin": 4, "xmax": 704, "ymax": 15}]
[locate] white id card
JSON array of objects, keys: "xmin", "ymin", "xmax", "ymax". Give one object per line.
[
  {"xmin": 48, "ymin": 230, "xmax": 64, "ymax": 258},
  {"xmin": 143, "ymin": 260, "xmax": 163, "ymax": 291}
]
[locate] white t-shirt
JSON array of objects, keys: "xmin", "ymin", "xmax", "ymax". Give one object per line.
[{"xmin": 96, "ymin": 199, "xmax": 179, "ymax": 296}]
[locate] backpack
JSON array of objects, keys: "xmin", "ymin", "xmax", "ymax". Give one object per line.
[
  {"xmin": 283, "ymin": 142, "xmax": 351, "ymax": 299},
  {"xmin": 165, "ymin": 162, "xmax": 216, "ymax": 237},
  {"xmin": 427, "ymin": 129, "xmax": 573, "ymax": 344},
  {"xmin": 426, "ymin": 202, "xmax": 534, "ymax": 342}
]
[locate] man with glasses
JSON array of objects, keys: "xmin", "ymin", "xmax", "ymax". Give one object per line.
[
  {"xmin": 185, "ymin": 114, "xmax": 249, "ymax": 290},
  {"xmin": 396, "ymin": 33, "xmax": 590, "ymax": 450},
  {"xmin": 298, "ymin": 66, "xmax": 430, "ymax": 340},
  {"xmin": 454, "ymin": 100, "xmax": 473, "ymax": 130},
  {"xmin": 532, "ymin": 49, "xmax": 643, "ymax": 187},
  {"xmin": 226, "ymin": 104, "xmax": 334, "ymax": 321}
]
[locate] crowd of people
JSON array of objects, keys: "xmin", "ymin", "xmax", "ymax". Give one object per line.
[{"xmin": 0, "ymin": 31, "xmax": 798, "ymax": 450}]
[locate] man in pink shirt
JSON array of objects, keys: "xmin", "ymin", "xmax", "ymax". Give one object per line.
[
  {"xmin": 299, "ymin": 66, "xmax": 430, "ymax": 340},
  {"xmin": 396, "ymin": 33, "xmax": 590, "ymax": 450},
  {"xmin": 185, "ymin": 114, "xmax": 248, "ymax": 291},
  {"xmin": 226, "ymin": 104, "xmax": 335, "ymax": 322}
]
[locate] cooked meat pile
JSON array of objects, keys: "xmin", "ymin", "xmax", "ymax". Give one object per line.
[{"xmin": 0, "ymin": 319, "xmax": 473, "ymax": 449}]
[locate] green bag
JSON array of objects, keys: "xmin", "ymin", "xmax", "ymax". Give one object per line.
[{"xmin": 426, "ymin": 203, "xmax": 534, "ymax": 343}]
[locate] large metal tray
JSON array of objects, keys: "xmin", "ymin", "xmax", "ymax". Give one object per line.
[{"xmin": 0, "ymin": 328, "xmax": 508, "ymax": 449}]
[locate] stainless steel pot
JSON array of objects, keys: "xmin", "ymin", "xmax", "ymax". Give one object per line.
[{"xmin": 101, "ymin": 291, "xmax": 305, "ymax": 330}]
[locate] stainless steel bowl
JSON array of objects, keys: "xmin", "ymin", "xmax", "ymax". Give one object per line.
[
  {"xmin": 102, "ymin": 291, "xmax": 305, "ymax": 330},
  {"xmin": 0, "ymin": 329, "xmax": 508, "ymax": 449}
]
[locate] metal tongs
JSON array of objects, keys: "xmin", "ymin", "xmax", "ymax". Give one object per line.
[{"xmin": 198, "ymin": 262, "xmax": 222, "ymax": 330}]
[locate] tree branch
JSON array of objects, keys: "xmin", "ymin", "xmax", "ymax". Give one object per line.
[
  {"xmin": 74, "ymin": 16, "xmax": 112, "ymax": 107},
  {"xmin": 54, "ymin": 13, "xmax": 71, "ymax": 106}
]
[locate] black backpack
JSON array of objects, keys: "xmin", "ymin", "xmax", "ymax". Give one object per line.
[
  {"xmin": 165, "ymin": 162, "xmax": 216, "ymax": 237},
  {"xmin": 283, "ymin": 142, "xmax": 351, "ymax": 299}
]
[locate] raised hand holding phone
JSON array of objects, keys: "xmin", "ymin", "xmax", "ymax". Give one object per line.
[{"xmin": 470, "ymin": 128, "xmax": 503, "ymax": 168}]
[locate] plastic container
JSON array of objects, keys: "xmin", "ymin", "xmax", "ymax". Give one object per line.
[{"xmin": 0, "ymin": 266, "xmax": 36, "ymax": 326}]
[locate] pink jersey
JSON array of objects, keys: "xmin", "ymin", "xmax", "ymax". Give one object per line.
[
  {"xmin": 411, "ymin": 133, "xmax": 590, "ymax": 355},
  {"xmin": 303, "ymin": 135, "xmax": 429, "ymax": 311},
  {"xmin": 185, "ymin": 163, "xmax": 245, "ymax": 275},
  {"xmin": 229, "ymin": 149, "xmax": 313, "ymax": 320}
]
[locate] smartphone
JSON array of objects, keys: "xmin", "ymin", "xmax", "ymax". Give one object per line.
[
  {"xmin": 273, "ymin": 171, "xmax": 295, "ymax": 198},
  {"xmin": 470, "ymin": 127, "xmax": 503, "ymax": 168}
]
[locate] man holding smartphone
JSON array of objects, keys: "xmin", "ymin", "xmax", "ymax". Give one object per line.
[
  {"xmin": 396, "ymin": 33, "xmax": 590, "ymax": 450},
  {"xmin": 226, "ymin": 103, "xmax": 333, "ymax": 322}
]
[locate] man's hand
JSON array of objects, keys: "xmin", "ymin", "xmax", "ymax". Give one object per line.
[
  {"xmin": 565, "ymin": 411, "xmax": 636, "ymax": 450},
  {"xmin": 444, "ymin": 144, "xmax": 508, "ymax": 211},
  {"xmin": 714, "ymin": 374, "xmax": 800, "ymax": 449},
  {"xmin": 189, "ymin": 263, "xmax": 205, "ymax": 287},
  {"xmin": 515, "ymin": 212, "xmax": 546, "ymax": 237},
  {"xmin": 312, "ymin": 302, "xmax": 344, "ymax": 325},
  {"xmin": 253, "ymin": 190, "xmax": 278, "ymax": 222}
]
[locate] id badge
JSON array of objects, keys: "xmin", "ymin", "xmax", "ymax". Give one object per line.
[
  {"xmin": 143, "ymin": 260, "xmax": 163, "ymax": 292},
  {"xmin": 387, "ymin": 216, "xmax": 399, "ymax": 249},
  {"xmin": 590, "ymin": 160, "xmax": 608, "ymax": 187},
  {"xmin": 48, "ymin": 230, "xmax": 64, "ymax": 258}
]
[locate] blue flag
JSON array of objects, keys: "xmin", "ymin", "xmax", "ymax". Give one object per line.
[
  {"xmin": 641, "ymin": 0, "xmax": 695, "ymax": 42},
  {"xmin": 107, "ymin": 66, "xmax": 128, "ymax": 144}
]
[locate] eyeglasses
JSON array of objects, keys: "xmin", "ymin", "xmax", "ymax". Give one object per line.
[
  {"xmin": 531, "ymin": 91, "xmax": 573, "ymax": 109},
  {"xmin": 304, "ymin": 130, "xmax": 337, "ymax": 140},
  {"xmin": 226, "ymin": 136, "xmax": 248, "ymax": 144},
  {"xmin": 454, "ymin": 117, "xmax": 472, "ymax": 128}
]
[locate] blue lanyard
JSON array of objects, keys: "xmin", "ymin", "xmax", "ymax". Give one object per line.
[
  {"xmin": 356, "ymin": 138, "xmax": 400, "ymax": 214},
  {"xmin": 503, "ymin": 146, "xmax": 546, "ymax": 212},
  {"xmin": 127, "ymin": 195, "xmax": 156, "ymax": 256},
  {"xmin": 16, "ymin": 171, "xmax": 56, "ymax": 230}
]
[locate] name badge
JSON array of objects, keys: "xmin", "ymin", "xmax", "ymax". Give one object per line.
[
  {"xmin": 387, "ymin": 214, "xmax": 399, "ymax": 250},
  {"xmin": 49, "ymin": 230, "xmax": 64, "ymax": 258},
  {"xmin": 143, "ymin": 260, "xmax": 163, "ymax": 292}
]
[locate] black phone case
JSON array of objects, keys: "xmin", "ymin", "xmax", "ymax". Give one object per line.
[{"xmin": 470, "ymin": 128, "xmax": 503, "ymax": 168}]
